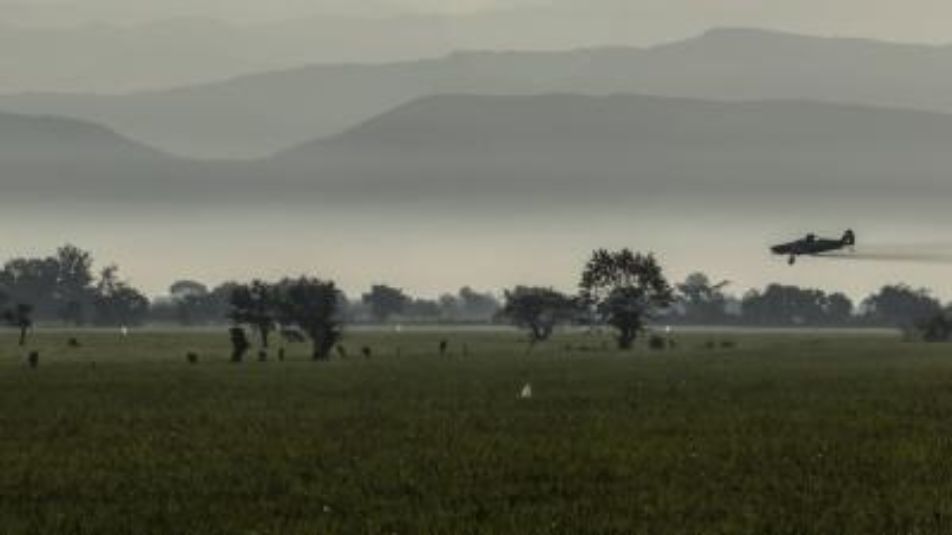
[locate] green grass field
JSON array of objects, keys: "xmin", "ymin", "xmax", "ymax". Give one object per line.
[{"xmin": 3, "ymin": 328, "xmax": 952, "ymax": 534}]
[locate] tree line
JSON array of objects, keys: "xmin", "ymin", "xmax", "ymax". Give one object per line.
[
  {"xmin": 3, "ymin": 245, "xmax": 952, "ymax": 350},
  {"xmin": 0, "ymin": 245, "xmax": 501, "ymax": 328},
  {"xmin": 153, "ymin": 270, "xmax": 952, "ymax": 333},
  {"xmin": 150, "ymin": 282, "xmax": 502, "ymax": 326},
  {"xmin": 0, "ymin": 245, "xmax": 148, "ymax": 332}
]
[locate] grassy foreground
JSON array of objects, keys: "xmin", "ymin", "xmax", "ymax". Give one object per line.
[{"xmin": 2, "ymin": 328, "xmax": 952, "ymax": 533}]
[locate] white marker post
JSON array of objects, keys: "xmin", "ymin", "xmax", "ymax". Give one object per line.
[{"xmin": 520, "ymin": 383, "xmax": 533, "ymax": 400}]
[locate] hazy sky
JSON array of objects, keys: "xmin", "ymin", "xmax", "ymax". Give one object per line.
[
  {"xmin": 4, "ymin": 0, "xmax": 952, "ymax": 44},
  {"xmin": 5, "ymin": 0, "xmax": 952, "ymax": 301}
]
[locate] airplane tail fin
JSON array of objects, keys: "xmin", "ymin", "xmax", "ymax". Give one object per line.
[{"xmin": 842, "ymin": 229, "xmax": 856, "ymax": 246}]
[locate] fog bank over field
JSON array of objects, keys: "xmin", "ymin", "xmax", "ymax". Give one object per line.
[{"xmin": 3, "ymin": 197, "xmax": 951, "ymax": 302}]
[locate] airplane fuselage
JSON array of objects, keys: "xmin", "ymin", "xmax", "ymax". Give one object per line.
[{"xmin": 770, "ymin": 230, "xmax": 855, "ymax": 265}]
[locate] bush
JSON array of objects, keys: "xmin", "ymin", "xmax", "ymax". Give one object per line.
[
  {"xmin": 916, "ymin": 312, "xmax": 952, "ymax": 342},
  {"xmin": 649, "ymin": 335, "xmax": 667, "ymax": 351}
]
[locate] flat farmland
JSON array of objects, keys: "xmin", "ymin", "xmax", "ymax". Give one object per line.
[{"xmin": 2, "ymin": 329, "xmax": 951, "ymax": 534}]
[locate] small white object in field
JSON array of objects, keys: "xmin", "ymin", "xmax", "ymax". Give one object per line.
[
  {"xmin": 665, "ymin": 325, "xmax": 672, "ymax": 334},
  {"xmin": 120, "ymin": 325, "xmax": 129, "ymax": 337},
  {"xmin": 520, "ymin": 383, "xmax": 533, "ymax": 399},
  {"xmin": 395, "ymin": 324, "xmax": 403, "ymax": 333}
]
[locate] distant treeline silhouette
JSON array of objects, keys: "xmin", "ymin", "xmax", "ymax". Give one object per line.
[
  {"xmin": 2, "ymin": 245, "xmax": 950, "ymax": 344},
  {"xmin": 0, "ymin": 245, "xmax": 148, "ymax": 329}
]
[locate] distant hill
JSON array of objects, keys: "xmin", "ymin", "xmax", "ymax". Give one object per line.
[
  {"xmin": 0, "ymin": 30, "xmax": 952, "ymax": 157},
  {"xmin": 7, "ymin": 28, "xmax": 952, "ymax": 158},
  {"xmin": 0, "ymin": 15, "xmax": 487, "ymax": 95},
  {"xmin": 0, "ymin": 8, "xmax": 691, "ymax": 95},
  {"xmin": 268, "ymin": 93, "xmax": 952, "ymax": 204},
  {"xmin": 0, "ymin": 111, "xmax": 166, "ymax": 162},
  {"xmin": 6, "ymin": 94, "xmax": 952, "ymax": 208},
  {"xmin": 0, "ymin": 111, "xmax": 200, "ymax": 202}
]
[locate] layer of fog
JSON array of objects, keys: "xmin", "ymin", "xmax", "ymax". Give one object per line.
[{"xmin": 4, "ymin": 198, "xmax": 952, "ymax": 302}]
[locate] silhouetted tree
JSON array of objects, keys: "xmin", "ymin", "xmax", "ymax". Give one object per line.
[
  {"xmin": 579, "ymin": 249, "xmax": 674, "ymax": 350},
  {"xmin": 4, "ymin": 303, "xmax": 34, "ymax": 346},
  {"xmin": 863, "ymin": 285, "xmax": 941, "ymax": 328},
  {"xmin": 436, "ymin": 288, "xmax": 501, "ymax": 322},
  {"xmin": 170, "ymin": 280, "xmax": 208, "ymax": 299},
  {"xmin": 676, "ymin": 272, "xmax": 729, "ymax": 324},
  {"xmin": 207, "ymin": 282, "xmax": 240, "ymax": 322},
  {"xmin": 458, "ymin": 287, "xmax": 501, "ymax": 322},
  {"xmin": 362, "ymin": 284, "xmax": 409, "ymax": 323},
  {"xmin": 500, "ymin": 286, "xmax": 578, "ymax": 347},
  {"xmin": 54, "ymin": 244, "xmax": 94, "ymax": 325},
  {"xmin": 739, "ymin": 285, "xmax": 854, "ymax": 326},
  {"xmin": 274, "ymin": 277, "xmax": 343, "ymax": 361},
  {"xmin": 438, "ymin": 294, "xmax": 460, "ymax": 321},
  {"xmin": 0, "ymin": 244, "xmax": 97, "ymax": 325},
  {"xmin": 825, "ymin": 292, "xmax": 854, "ymax": 325},
  {"xmin": 229, "ymin": 327, "xmax": 250, "ymax": 362},
  {"xmin": 916, "ymin": 309, "xmax": 952, "ymax": 342},
  {"xmin": 405, "ymin": 299, "xmax": 442, "ymax": 320},
  {"xmin": 169, "ymin": 280, "xmax": 222, "ymax": 326},
  {"xmin": 92, "ymin": 266, "xmax": 149, "ymax": 327},
  {"xmin": 229, "ymin": 280, "xmax": 277, "ymax": 348},
  {"xmin": 0, "ymin": 256, "xmax": 59, "ymax": 318},
  {"xmin": 741, "ymin": 285, "xmax": 829, "ymax": 326}
]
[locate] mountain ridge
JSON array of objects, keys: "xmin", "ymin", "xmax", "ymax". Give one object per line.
[{"xmin": 9, "ymin": 28, "xmax": 952, "ymax": 158}]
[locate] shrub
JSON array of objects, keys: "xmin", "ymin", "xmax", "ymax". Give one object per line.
[{"xmin": 649, "ymin": 335, "xmax": 668, "ymax": 351}]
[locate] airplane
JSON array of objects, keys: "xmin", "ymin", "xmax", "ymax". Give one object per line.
[{"xmin": 771, "ymin": 230, "xmax": 856, "ymax": 265}]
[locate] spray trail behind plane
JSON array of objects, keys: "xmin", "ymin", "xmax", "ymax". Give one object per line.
[{"xmin": 819, "ymin": 242, "xmax": 952, "ymax": 264}]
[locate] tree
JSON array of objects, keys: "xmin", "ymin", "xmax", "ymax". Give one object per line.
[
  {"xmin": 170, "ymin": 280, "xmax": 209, "ymax": 300},
  {"xmin": 0, "ymin": 257, "xmax": 59, "ymax": 318},
  {"xmin": 437, "ymin": 293, "xmax": 460, "ymax": 321},
  {"xmin": 93, "ymin": 266, "xmax": 150, "ymax": 327},
  {"xmin": 825, "ymin": 292, "xmax": 854, "ymax": 325},
  {"xmin": 54, "ymin": 244, "xmax": 94, "ymax": 325},
  {"xmin": 405, "ymin": 298, "xmax": 441, "ymax": 320},
  {"xmin": 458, "ymin": 287, "xmax": 501, "ymax": 322},
  {"xmin": 0, "ymin": 244, "xmax": 97, "ymax": 325},
  {"xmin": 741, "ymin": 285, "xmax": 831, "ymax": 326},
  {"xmin": 229, "ymin": 280, "xmax": 278, "ymax": 348},
  {"xmin": 676, "ymin": 272, "xmax": 729, "ymax": 324},
  {"xmin": 229, "ymin": 327, "xmax": 251, "ymax": 362},
  {"xmin": 863, "ymin": 285, "xmax": 941, "ymax": 328},
  {"xmin": 169, "ymin": 280, "xmax": 218, "ymax": 326},
  {"xmin": 500, "ymin": 286, "xmax": 578, "ymax": 347},
  {"xmin": 4, "ymin": 303, "xmax": 34, "ymax": 346},
  {"xmin": 579, "ymin": 249, "xmax": 674, "ymax": 350},
  {"xmin": 362, "ymin": 284, "xmax": 409, "ymax": 323},
  {"xmin": 275, "ymin": 277, "xmax": 343, "ymax": 360},
  {"xmin": 916, "ymin": 309, "xmax": 952, "ymax": 342},
  {"xmin": 206, "ymin": 282, "xmax": 240, "ymax": 323}
]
